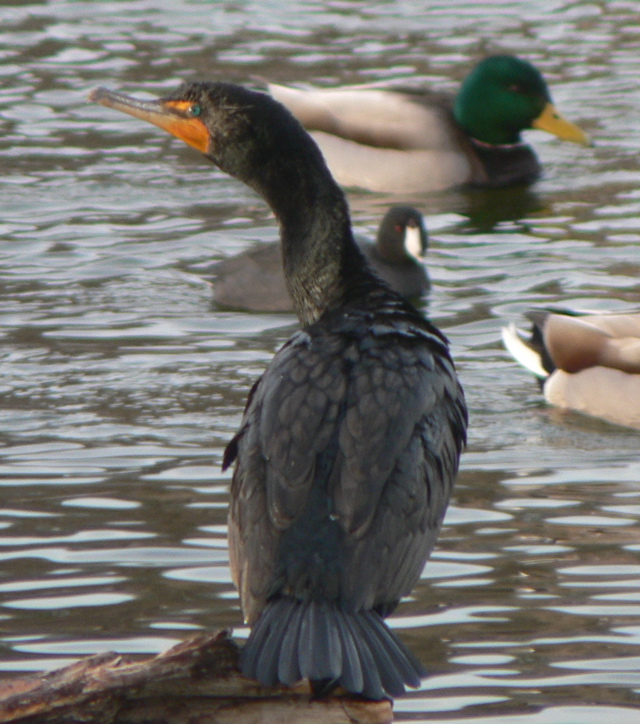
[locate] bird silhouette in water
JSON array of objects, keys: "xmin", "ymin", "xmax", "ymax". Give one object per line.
[{"xmin": 91, "ymin": 81, "xmax": 467, "ymax": 700}]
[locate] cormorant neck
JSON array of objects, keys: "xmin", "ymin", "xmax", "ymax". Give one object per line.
[{"xmin": 244, "ymin": 146, "xmax": 369, "ymax": 327}]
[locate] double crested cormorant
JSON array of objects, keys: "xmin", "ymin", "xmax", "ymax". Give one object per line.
[
  {"xmin": 208, "ymin": 205, "xmax": 429, "ymax": 312},
  {"xmin": 502, "ymin": 310, "xmax": 640, "ymax": 430},
  {"xmin": 90, "ymin": 81, "xmax": 467, "ymax": 700},
  {"xmin": 268, "ymin": 55, "xmax": 590, "ymax": 194}
]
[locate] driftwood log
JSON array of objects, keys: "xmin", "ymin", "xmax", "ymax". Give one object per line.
[{"xmin": 0, "ymin": 630, "xmax": 393, "ymax": 724}]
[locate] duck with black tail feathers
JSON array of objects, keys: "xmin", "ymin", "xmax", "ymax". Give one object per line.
[
  {"xmin": 90, "ymin": 81, "xmax": 467, "ymax": 701},
  {"xmin": 502, "ymin": 309, "xmax": 640, "ymax": 430}
]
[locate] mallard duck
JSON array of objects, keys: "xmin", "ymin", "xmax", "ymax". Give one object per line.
[
  {"xmin": 91, "ymin": 82, "xmax": 467, "ymax": 699},
  {"xmin": 209, "ymin": 205, "xmax": 429, "ymax": 312},
  {"xmin": 268, "ymin": 55, "xmax": 589, "ymax": 194},
  {"xmin": 502, "ymin": 310, "xmax": 640, "ymax": 429}
]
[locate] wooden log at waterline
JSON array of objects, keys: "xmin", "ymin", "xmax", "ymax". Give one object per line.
[{"xmin": 0, "ymin": 630, "xmax": 393, "ymax": 723}]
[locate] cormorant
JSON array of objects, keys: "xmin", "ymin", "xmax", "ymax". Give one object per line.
[{"xmin": 91, "ymin": 81, "xmax": 468, "ymax": 699}]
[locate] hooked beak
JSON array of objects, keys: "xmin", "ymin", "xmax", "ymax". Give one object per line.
[{"xmin": 89, "ymin": 87, "xmax": 210, "ymax": 154}]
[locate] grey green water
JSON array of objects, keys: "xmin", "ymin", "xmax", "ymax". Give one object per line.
[{"xmin": 1, "ymin": 1, "xmax": 640, "ymax": 721}]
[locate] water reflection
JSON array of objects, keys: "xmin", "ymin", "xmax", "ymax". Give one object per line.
[{"xmin": 1, "ymin": 0, "xmax": 640, "ymax": 720}]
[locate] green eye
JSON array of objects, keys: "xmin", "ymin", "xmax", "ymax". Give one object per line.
[{"xmin": 190, "ymin": 103, "xmax": 202, "ymax": 117}]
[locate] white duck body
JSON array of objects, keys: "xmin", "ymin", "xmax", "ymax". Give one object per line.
[{"xmin": 268, "ymin": 84, "xmax": 481, "ymax": 193}]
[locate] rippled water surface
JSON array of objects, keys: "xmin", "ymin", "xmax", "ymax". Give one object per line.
[{"xmin": 1, "ymin": 1, "xmax": 640, "ymax": 721}]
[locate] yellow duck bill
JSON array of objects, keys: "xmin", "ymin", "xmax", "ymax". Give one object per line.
[{"xmin": 531, "ymin": 102, "xmax": 591, "ymax": 146}]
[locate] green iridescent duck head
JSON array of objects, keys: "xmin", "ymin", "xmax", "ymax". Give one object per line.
[{"xmin": 454, "ymin": 55, "xmax": 589, "ymax": 146}]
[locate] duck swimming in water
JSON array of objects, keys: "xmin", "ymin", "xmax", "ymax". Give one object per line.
[
  {"xmin": 268, "ymin": 55, "xmax": 590, "ymax": 194},
  {"xmin": 208, "ymin": 205, "xmax": 429, "ymax": 312},
  {"xmin": 502, "ymin": 310, "xmax": 640, "ymax": 430},
  {"xmin": 91, "ymin": 81, "xmax": 467, "ymax": 700}
]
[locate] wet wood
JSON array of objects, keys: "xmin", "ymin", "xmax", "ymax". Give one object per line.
[{"xmin": 0, "ymin": 630, "xmax": 393, "ymax": 724}]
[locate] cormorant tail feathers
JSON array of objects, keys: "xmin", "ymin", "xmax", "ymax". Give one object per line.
[{"xmin": 240, "ymin": 596, "xmax": 426, "ymax": 700}]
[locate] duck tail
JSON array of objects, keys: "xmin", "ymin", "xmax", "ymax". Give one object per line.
[
  {"xmin": 501, "ymin": 322, "xmax": 549, "ymax": 378},
  {"xmin": 240, "ymin": 596, "xmax": 425, "ymax": 700}
]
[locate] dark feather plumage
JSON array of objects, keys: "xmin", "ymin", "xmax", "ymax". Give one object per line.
[{"xmin": 92, "ymin": 79, "xmax": 467, "ymax": 700}]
